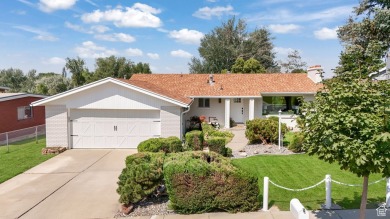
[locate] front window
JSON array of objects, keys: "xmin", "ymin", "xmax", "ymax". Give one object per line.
[
  {"xmin": 233, "ymin": 98, "xmax": 241, "ymax": 103},
  {"xmin": 17, "ymin": 106, "xmax": 33, "ymax": 120},
  {"xmin": 198, "ymin": 98, "xmax": 210, "ymax": 108},
  {"xmin": 262, "ymin": 96, "xmax": 301, "ymax": 115}
]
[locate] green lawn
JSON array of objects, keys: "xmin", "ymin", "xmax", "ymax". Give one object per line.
[
  {"xmin": 232, "ymin": 154, "xmax": 385, "ymax": 211},
  {"xmin": 0, "ymin": 136, "xmax": 55, "ymax": 183}
]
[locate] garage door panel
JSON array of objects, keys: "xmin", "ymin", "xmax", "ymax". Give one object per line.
[{"xmin": 71, "ymin": 109, "xmax": 161, "ymax": 148}]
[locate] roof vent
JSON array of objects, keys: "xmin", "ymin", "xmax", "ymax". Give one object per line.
[{"xmin": 209, "ymin": 74, "xmax": 214, "ymax": 85}]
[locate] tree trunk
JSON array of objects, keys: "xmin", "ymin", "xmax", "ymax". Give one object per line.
[{"xmin": 359, "ymin": 175, "xmax": 369, "ymax": 219}]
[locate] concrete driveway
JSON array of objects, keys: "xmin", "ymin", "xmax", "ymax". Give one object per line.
[{"xmin": 0, "ymin": 149, "xmax": 136, "ymax": 219}]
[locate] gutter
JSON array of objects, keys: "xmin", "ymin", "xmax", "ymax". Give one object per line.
[{"xmin": 180, "ymin": 99, "xmax": 194, "ymax": 141}]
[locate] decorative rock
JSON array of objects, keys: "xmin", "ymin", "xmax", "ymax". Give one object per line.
[
  {"xmin": 253, "ymin": 150, "xmax": 259, "ymax": 154},
  {"xmin": 239, "ymin": 152, "xmax": 247, "ymax": 157},
  {"xmin": 41, "ymin": 147, "xmax": 66, "ymax": 155},
  {"xmin": 121, "ymin": 204, "xmax": 134, "ymax": 215}
]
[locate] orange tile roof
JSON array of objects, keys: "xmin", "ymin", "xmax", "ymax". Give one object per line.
[{"xmin": 121, "ymin": 74, "xmax": 322, "ymax": 106}]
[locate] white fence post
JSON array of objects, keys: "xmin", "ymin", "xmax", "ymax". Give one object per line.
[
  {"xmin": 278, "ymin": 110, "xmax": 281, "ymax": 150},
  {"xmin": 263, "ymin": 177, "xmax": 269, "ymax": 211},
  {"xmin": 325, "ymin": 174, "xmax": 332, "ymax": 209},
  {"xmin": 35, "ymin": 126, "xmax": 38, "ymax": 143},
  {"xmin": 386, "ymin": 178, "xmax": 390, "ymax": 208},
  {"xmin": 6, "ymin": 132, "xmax": 9, "ymax": 153}
]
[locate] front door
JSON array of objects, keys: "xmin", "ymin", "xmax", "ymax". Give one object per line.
[{"xmin": 230, "ymin": 98, "xmax": 243, "ymax": 123}]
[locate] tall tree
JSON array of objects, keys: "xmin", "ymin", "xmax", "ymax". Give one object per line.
[
  {"xmin": 34, "ymin": 74, "xmax": 72, "ymax": 95},
  {"xmin": 189, "ymin": 17, "xmax": 277, "ymax": 73},
  {"xmin": 304, "ymin": 1, "xmax": 390, "ymax": 218},
  {"xmin": 131, "ymin": 62, "xmax": 152, "ymax": 74},
  {"xmin": 337, "ymin": 0, "xmax": 390, "ymax": 77},
  {"xmin": 65, "ymin": 57, "xmax": 89, "ymax": 87},
  {"xmin": 21, "ymin": 69, "xmax": 37, "ymax": 93},
  {"xmin": 279, "ymin": 50, "xmax": 307, "ymax": 73},
  {"xmin": 0, "ymin": 68, "xmax": 27, "ymax": 92}
]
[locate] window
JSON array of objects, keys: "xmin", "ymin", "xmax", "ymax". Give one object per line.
[
  {"xmin": 233, "ymin": 98, "xmax": 241, "ymax": 103},
  {"xmin": 198, "ymin": 98, "xmax": 210, "ymax": 108},
  {"xmin": 17, "ymin": 106, "xmax": 32, "ymax": 120}
]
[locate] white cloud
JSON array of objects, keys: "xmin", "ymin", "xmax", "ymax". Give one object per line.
[
  {"xmin": 193, "ymin": 5, "xmax": 235, "ymax": 20},
  {"xmin": 273, "ymin": 47, "xmax": 294, "ymax": 56},
  {"xmin": 170, "ymin": 50, "xmax": 193, "ymax": 58},
  {"xmin": 39, "ymin": 0, "xmax": 77, "ymax": 13},
  {"xmin": 65, "ymin": 22, "xmax": 110, "ymax": 34},
  {"xmin": 90, "ymin": 25, "xmax": 109, "ymax": 33},
  {"xmin": 314, "ymin": 27, "xmax": 338, "ymax": 40},
  {"xmin": 85, "ymin": 0, "xmax": 98, "ymax": 7},
  {"xmin": 81, "ymin": 3, "xmax": 162, "ymax": 28},
  {"xmin": 13, "ymin": 25, "xmax": 58, "ymax": 41},
  {"xmin": 248, "ymin": 6, "xmax": 353, "ymax": 24},
  {"xmin": 43, "ymin": 57, "xmax": 66, "ymax": 65},
  {"xmin": 168, "ymin": 29, "xmax": 204, "ymax": 45},
  {"xmin": 94, "ymin": 33, "xmax": 135, "ymax": 43},
  {"xmin": 126, "ymin": 48, "xmax": 143, "ymax": 56},
  {"xmin": 75, "ymin": 41, "xmax": 117, "ymax": 58},
  {"xmin": 147, "ymin": 53, "xmax": 160, "ymax": 59},
  {"xmin": 268, "ymin": 24, "xmax": 302, "ymax": 34},
  {"xmin": 35, "ymin": 35, "xmax": 58, "ymax": 41}
]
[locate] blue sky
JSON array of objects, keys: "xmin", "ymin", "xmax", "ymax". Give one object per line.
[{"xmin": 0, "ymin": 0, "xmax": 358, "ymax": 76}]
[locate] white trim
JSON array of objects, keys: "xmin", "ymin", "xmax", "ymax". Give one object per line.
[
  {"xmin": 261, "ymin": 92, "xmax": 316, "ymax": 96},
  {"xmin": 190, "ymin": 95, "xmax": 261, "ymax": 98},
  {"xmin": 31, "ymin": 77, "xmax": 189, "ymax": 107},
  {"xmin": 0, "ymin": 93, "xmax": 47, "ymax": 102},
  {"xmin": 249, "ymin": 98, "xmax": 254, "ymax": 120}
]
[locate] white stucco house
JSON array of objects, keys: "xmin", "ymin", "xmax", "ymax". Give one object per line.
[{"xmin": 31, "ymin": 68, "xmax": 322, "ymax": 149}]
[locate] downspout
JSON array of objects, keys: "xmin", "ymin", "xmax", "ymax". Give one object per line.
[{"xmin": 180, "ymin": 99, "xmax": 194, "ymax": 141}]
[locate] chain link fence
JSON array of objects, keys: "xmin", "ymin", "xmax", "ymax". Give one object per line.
[{"xmin": 0, "ymin": 125, "xmax": 46, "ymax": 152}]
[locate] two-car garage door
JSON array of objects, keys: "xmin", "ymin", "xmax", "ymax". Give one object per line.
[{"xmin": 70, "ymin": 109, "xmax": 161, "ymax": 148}]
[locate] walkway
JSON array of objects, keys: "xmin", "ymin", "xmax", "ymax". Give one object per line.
[{"xmin": 225, "ymin": 124, "xmax": 247, "ymax": 152}]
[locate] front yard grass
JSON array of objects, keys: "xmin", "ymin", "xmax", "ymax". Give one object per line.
[
  {"xmin": 0, "ymin": 136, "xmax": 55, "ymax": 183},
  {"xmin": 232, "ymin": 154, "xmax": 385, "ymax": 211}
]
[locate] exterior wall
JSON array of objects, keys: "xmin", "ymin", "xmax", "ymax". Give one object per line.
[
  {"xmin": 160, "ymin": 106, "xmax": 181, "ymax": 138},
  {"xmin": 184, "ymin": 98, "xmax": 225, "ymax": 127},
  {"xmin": 45, "ymin": 105, "xmax": 68, "ymax": 147},
  {"xmin": 0, "ymin": 97, "xmax": 45, "ymax": 133},
  {"xmin": 48, "ymin": 82, "xmax": 176, "ymax": 110},
  {"xmin": 302, "ymin": 94, "xmax": 315, "ymax": 102}
]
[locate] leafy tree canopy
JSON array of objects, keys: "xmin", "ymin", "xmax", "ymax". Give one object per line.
[
  {"xmin": 279, "ymin": 50, "xmax": 307, "ymax": 73},
  {"xmin": 189, "ymin": 17, "xmax": 277, "ymax": 73}
]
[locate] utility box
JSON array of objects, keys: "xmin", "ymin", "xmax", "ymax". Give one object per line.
[{"xmin": 290, "ymin": 198, "xmax": 309, "ymax": 219}]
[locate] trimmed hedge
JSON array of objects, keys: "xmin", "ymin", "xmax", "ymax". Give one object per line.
[
  {"xmin": 117, "ymin": 152, "xmax": 165, "ymax": 205},
  {"xmin": 205, "ymin": 137, "xmax": 232, "ymax": 157},
  {"xmin": 164, "ymin": 151, "xmax": 260, "ymax": 214},
  {"xmin": 138, "ymin": 137, "xmax": 182, "ymax": 153},
  {"xmin": 185, "ymin": 130, "xmax": 204, "ymax": 151},
  {"xmin": 245, "ymin": 117, "xmax": 288, "ymax": 144},
  {"xmin": 288, "ymin": 132, "xmax": 305, "ymax": 153}
]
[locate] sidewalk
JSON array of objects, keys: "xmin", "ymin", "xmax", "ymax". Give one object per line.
[
  {"xmin": 225, "ymin": 124, "xmax": 247, "ymax": 152},
  {"xmin": 129, "ymin": 209, "xmax": 387, "ymax": 219}
]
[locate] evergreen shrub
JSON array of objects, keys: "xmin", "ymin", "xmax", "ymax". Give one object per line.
[
  {"xmin": 245, "ymin": 118, "xmax": 288, "ymax": 144},
  {"xmin": 164, "ymin": 151, "xmax": 259, "ymax": 214},
  {"xmin": 117, "ymin": 152, "xmax": 165, "ymax": 205}
]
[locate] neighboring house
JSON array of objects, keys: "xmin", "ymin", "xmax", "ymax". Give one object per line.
[
  {"xmin": 369, "ymin": 52, "xmax": 390, "ymax": 80},
  {"xmin": 32, "ymin": 66, "xmax": 322, "ymax": 149},
  {"xmin": 0, "ymin": 93, "xmax": 46, "ymax": 133},
  {"xmin": 0, "ymin": 86, "xmax": 10, "ymax": 93}
]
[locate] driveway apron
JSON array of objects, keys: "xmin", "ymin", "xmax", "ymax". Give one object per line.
[{"xmin": 0, "ymin": 149, "xmax": 136, "ymax": 219}]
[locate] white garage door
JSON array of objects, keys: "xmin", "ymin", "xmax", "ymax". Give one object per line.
[{"xmin": 70, "ymin": 109, "xmax": 161, "ymax": 148}]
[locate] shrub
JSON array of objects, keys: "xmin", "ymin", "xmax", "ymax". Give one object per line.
[
  {"xmin": 201, "ymin": 122, "xmax": 216, "ymax": 137},
  {"xmin": 184, "ymin": 130, "xmax": 203, "ymax": 151},
  {"xmin": 210, "ymin": 130, "xmax": 234, "ymax": 139},
  {"xmin": 164, "ymin": 151, "xmax": 259, "ymax": 214},
  {"xmin": 188, "ymin": 116, "xmax": 202, "ymax": 131},
  {"xmin": 288, "ymin": 132, "xmax": 305, "ymax": 153},
  {"xmin": 206, "ymin": 137, "xmax": 230, "ymax": 157},
  {"xmin": 138, "ymin": 137, "xmax": 183, "ymax": 153},
  {"xmin": 117, "ymin": 152, "xmax": 165, "ymax": 205},
  {"xmin": 230, "ymin": 117, "xmax": 237, "ymax": 127},
  {"xmin": 245, "ymin": 118, "xmax": 288, "ymax": 144}
]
